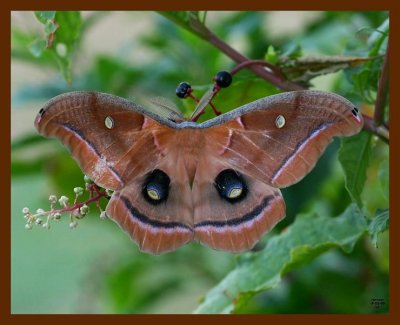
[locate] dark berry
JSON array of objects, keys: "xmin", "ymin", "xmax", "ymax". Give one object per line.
[
  {"xmin": 214, "ymin": 71, "xmax": 232, "ymax": 88},
  {"xmin": 176, "ymin": 82, "xmax": 192, "ymax": 98}
]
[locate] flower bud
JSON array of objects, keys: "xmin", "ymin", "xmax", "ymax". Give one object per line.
[
  {"xmin": 59, "ymin": 196, "xmax": 69, "ymax": 205},
  {"xmin": 69, "ymin": 221, "xmax": 78, "ymax": 229},
  {"xmin": 74, "ymin": 187, "xmax": 84, "ymax": 196},
  {"xmin": 79, "ymin": 204, "xmax": 89, "ymax": 215},
  {"xmin": 84, "ymin": 175, "xmax": 93, "ymax": 184}
]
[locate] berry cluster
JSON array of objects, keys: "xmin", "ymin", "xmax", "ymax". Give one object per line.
[{"xmin": 175, "ymin": 70, "xmax": 233, "ymax": 121}]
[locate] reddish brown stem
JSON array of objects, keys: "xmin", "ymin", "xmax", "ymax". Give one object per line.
[
  {"xmin": 165, "ymin": 14, "xmax": 389, "ymax": 143},
  {"xmin": 210, "ymin": 102, "xmax": 221, "ymax": 116},
  {"xmin": 188, "ymin": 92, "xmax": 200, "ymax": 103},
  {"xmin": 363, "ymin": 115, "xmax": 389, "ymax": 144},
  {"xmin": 203, "ymin": 29, "xmax": 305, "ymax": 91},
  {"xmin": 230, "ymin": 59, "xmax": 286, "ymax": 80},
  {"xmin": 53, "ymin": 188, "xmax": 108, "ymax": 215}
]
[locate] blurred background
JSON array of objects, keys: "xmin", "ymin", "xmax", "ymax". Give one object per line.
[{"xmin": 11, "ymin": 11, "xmax": 389, "ymax": 314}]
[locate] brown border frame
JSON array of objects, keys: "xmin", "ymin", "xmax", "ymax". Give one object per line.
[{"xmin": 5, "ymin": 1, "xmax": 397, "ymax": 323}]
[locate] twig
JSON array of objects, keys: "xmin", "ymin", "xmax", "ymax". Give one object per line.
[
  {"xmin": 23, "ymin": 183, "xmax": 110, "ymax": 230},
  {"xmin": 166, "ymin": 14, "xmax": 306, "ymax": 91},
  {"xmin": 204, "ymin": 27, "xmax": 389, "ymax": 143},
  {"xmin": 160, "ymin": 12, "xmax": 389, "ymax": 143},
  {"xmin": 230, "ymin": 59, "xmax": 286, "ymax": 80},
  {"xmin": 363, "ymin": 115, "xmax": 389, "ymax": 144},
  {"xmin": 203, "ymin": 29, "xmax": 305, "ymax": 91}
]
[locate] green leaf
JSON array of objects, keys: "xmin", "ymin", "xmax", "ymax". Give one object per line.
[
  {"xmin": 44, "ymin": 20, "xmax": 59, "ymax": 34},
  {"xmin": 107, "ymin": 258, "xmax": 183, "ymax": 313},
  {"xmin": 11, "ymin": 134, "xmax": 48, "ymax": 150},
  {"xmin": 378, "ymin": 157, "xmax": 389, "ymax": 203},
  {"xmin": 31, "ymin": 11, "xmax": 82, "ymax": 83},
  {"xmin": 52, "ymin": 53, "xmax": 72, "ymax": 84},
  {"xmin": 54, "ymin": 11, "xmax": 82, "ymax": 45},
  {"xmin": 158, "ymin": 11, "xmax": 209, "ymax": 39},
  {"xmin": 195, "ymin": 77, "xmax": 279, "ymax": 123},
  {"xmin": 159, "ymin": 11, "xmax": 200, "ymax": 28},
  {"xmin": 280, "ymin": 55, "xmax": 374, "ymax": 86},
  {"xmin": 338, "ymin": 131, "xmax": 372, "ymax": 209},
  {"xmin": 367, "ymin": 18, "xmax": 389, "ymax": 55},
  {"xmin": 264, "ymin": 45, "xmax": 278, "ymax": 64},
  {"xmin": 29, "ymin": 39, "xmax": 47, "ymax": 58},
  {"xmin": 34, "ymin": 11, "xmax": 56, "ymax": 24},
  {"xmin": 282, "ymin": 43, "xmax": 303, "ymax": 60},
  {"xmin": 368, "ymin": 209, "xmax": 389, "ymax": 247},
  {"xmin": 12, "ymin": 29, "xmax": 56, "ymax": 67},
  {"xmin": 194, "ymin": 204, "xmax": 367, "ymax": 314},
  {"xmin": 11, "ymin": 159, "xmax": 46, "ymax": 176},
  {"xmin": 350, "ymin": 18, "xmax": 388, "ymax": 103}
]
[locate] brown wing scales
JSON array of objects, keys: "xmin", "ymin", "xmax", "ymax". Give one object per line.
[{"xmin": 35, "ymin": 90, "xmax": 363, "ymax": 254}]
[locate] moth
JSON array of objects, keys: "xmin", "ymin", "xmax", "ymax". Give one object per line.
[{"xmin": 35, "ymin": 90, "xmax": 363, "ymax": 254}]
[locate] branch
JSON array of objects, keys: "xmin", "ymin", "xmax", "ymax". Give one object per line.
[
  {"xmin": 158, "ymin": 12, "xmax": 305, "ymax": 91},
  {"xmin": 23, "ymin": 182, "xmax": 110, "ymax": 230},
  {"xmin": 205, "ymin": 32, "xmax": 305, "ymax": 91},
  {"xmin": 159, "ymin": 12, "xmax": 389, "ymax": 143},
  {"xmin": 363, "ymin": 115, "xmax": 389, "ymax": 144},
  {"xmin": 200, "ymin": 27, "xmax": 306, "ymax": 91}
]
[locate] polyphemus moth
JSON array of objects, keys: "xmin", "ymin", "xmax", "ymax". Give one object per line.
[{"xmin": 35, "ymin": 90, "xmax": 363, "ymax": 254}]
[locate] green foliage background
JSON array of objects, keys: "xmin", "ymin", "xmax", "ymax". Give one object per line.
[{"xmin": 11, "ymin": 11, "xmax": 389, "ymax": 314}]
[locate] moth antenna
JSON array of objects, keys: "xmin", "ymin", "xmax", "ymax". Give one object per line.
[
  {"xmin": 190, "ymin": 89, "xmax": 215, "ymax": 121},
  {"xmin": 184, "ymin": 60, "xmax": 285, "ymax": 122},
  {"xmin": 176, "ymin": 81, "xmax": 221, "ymax": 121}
]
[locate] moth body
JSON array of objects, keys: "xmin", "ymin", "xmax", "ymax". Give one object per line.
[{"xmin": 35, "ymin": 90, "xmax": 363, "ymax": 254}]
